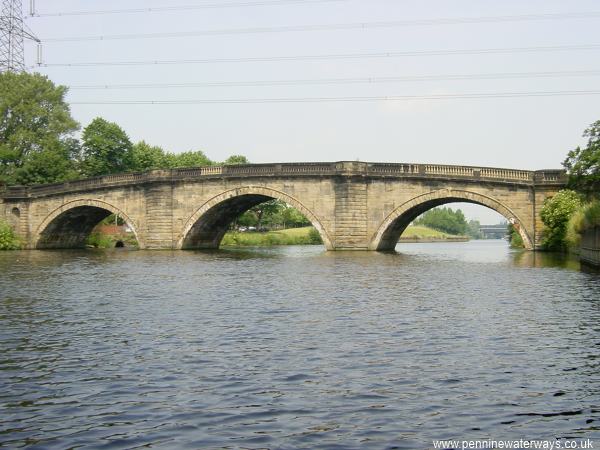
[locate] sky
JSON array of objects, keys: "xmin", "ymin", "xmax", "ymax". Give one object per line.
[{"xmin": 19, "ymin": 0, "xmax": 600, "ymax": 223}]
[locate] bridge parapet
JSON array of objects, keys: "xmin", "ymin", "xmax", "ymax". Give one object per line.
[{"xmin": 0, "ymin": 162, "xmax": 566, "ymax": 200}]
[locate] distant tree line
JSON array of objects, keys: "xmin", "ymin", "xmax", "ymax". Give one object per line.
[
  {"xmin": 413, "ymin": 207, "xmax": 484, "ymax": 239},
  {"xmin": 0, "ymin": 72, "xmax": 248, "ymax": 186}
]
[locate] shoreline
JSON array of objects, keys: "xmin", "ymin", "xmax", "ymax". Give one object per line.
[{"xmin": 399, "ymin": 236, "xmax": 470, "ymax": 243}]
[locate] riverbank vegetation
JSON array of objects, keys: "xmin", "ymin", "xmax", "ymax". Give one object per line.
[
  {"xmin": 507, "ymin": 224, "xmax": 524, "ymax": 248},
  {"xmin": 222, "ymin": 227, "xmax": 323, "ymax": 246},
  {"xmin": 221, "ymin": 224, "xmax": 466, "ymax": 247},
  {"xmin": 566, "ymin": 200, "xmax": 600, "ymax": 249},
  {"xmin": 84, "ymin": 216, "xmax": 138, "ymax": 248},
  {"xmin": 400, "ymin": 225, "xmax": 467, "ymax": 241},
  {"xmin": 0, "ymin": 72, "xmax": 248, "ymax": 186},
  {"xmin": 540, "ymin": 119, "xmax": 600, "ymax": 252},
  {"xmin": 413, "ymin": 207, "xmax": 483, "ymax": 240},
  {"xmin": 0, "ymin": 219, "xmax": 21, "ymax": 250},
  {"xmin": 540, "ymin": 189, "xmax": 584, "ymax": 251}
]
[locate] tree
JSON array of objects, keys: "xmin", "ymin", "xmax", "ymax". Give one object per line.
[
  {"xmin": 563, "ymin": 120, "xmax": 600, "ymax": 198},
  {"xmin": 167, "ymin": 150, "xmax": 214, "ymax": 168},
  {"xmin": 80, "ymin": 118, "xmax": 133, "ymax": 177},
  {"xmin": 0, "ymin": 72, "xmax": 79, "ymax": 185},
  {"xmin": 13, "ymin": 140, "xmax": 80, "ymax": 185},
  {"xmin": 223, "ymin": 155, "xmax": 249, "ymax": 165},
  {"xmin": 282, "ymin": 205, "xmax": 310, "ymax": 228},
  {"xmin": 467, "ymin": 219, "xmax": 483, "ymax": 239},
  {"xmin": 414, "ymin": 207, "xmax": 468, "ymax": 235},
  {"xmin": 252, "ymin": 200, "xmax": 283, "ymax": 229},
  {"xmin": 540, "ymin": 189, "xmax": 583, "ymax": 251},
  {"xmin": 129, "ymin": 141, "xmax": 169, "ymax": 172}
]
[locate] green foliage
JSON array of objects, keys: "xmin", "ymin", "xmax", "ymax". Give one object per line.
[
  {"xmin": 467, "ymin": 219, "xmax": 483, "ymax": 239},
  {"xmin": 563, "ymin": 120, "xmax": 600, "ymax": 198},
  {"xmin": 507, "ymin": 224, "xmax": 524, "ymax": 248},
  {"xmin": 254, "ymin": 200, "xmax": 284, "ymax": 228},
  {"xmin": 86, "ymin": 232, "xmax": 114, "ymax": 249},
  {"xmin": 402, "ymin": 225, "xmax": 458, "ymax": 240},
  {"xmin": 0, "ymin": 72, "xmax": 79, "ymax": 185},
  {"xmin": 80, "ymin": 118, "xmax": 133, "ymax": 177},
  {"xmin": 414, "ymin": 207, "xmax": 468, "ymax": 236},
  {"xmin": 166, "ymin": 150, "xmax": 214, "ymax": 168},
  {"xmin": 86, "ymin": 223, "xmax": 138, "ymax": 248},
  {"xmin": 222, "ymin": 226, "xmax": 323, "ymax": 246},
  {"xmin": 13, "ymin": 143, "xmax": 80, "ymax": 185},
  {"xmin": 566, "ymin": 200, "xmax": 600, "ymax": 249},
  {"xmin": 233, "ymin": 200, "xmax": 311, "ymax": 229},
  {"xmin": 0, "ymin": 71, "xmax": 256, "ymax": 185},
  {"xmin": 223, "ymin": 155, "xmax": 249, "ymax": 165},
  {"xmin": 582, "ymin": 200, "xmax": 600, "ymax": 228},
  {"xmin": 129, "ymin": 141, "xmax": 170, "ymax": 172},
  {"xmin": 540, "ymin": 189, "xmax": 583, "ymax": 251},
  {"xmin": 0, "ymin": 219, "xmax": 21, "ymax": 250},
  {"xmin": 308, "ymin": 227, "xmax": 323, "ymax": 244}
]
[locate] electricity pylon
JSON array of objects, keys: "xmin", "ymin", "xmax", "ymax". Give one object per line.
[{"xmin": 0, "ymin": 0, "xmax": 40, "ymax": 72}]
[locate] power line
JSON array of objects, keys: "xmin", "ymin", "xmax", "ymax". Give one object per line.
[
  {"xmin": 39, "ymin": 44, "xmax": 600, "ymax": 68},
  {"xmin": 67, "ymin": 70, "xmax": 600, "ymax": 90},
  {"xmin": 28, "ymin": 0, "xmax": 348, "ymax": 18},
  {"xmin": 68, "ymin": 90, "xmax": 600, "ymax": 105},
  {"xmin": 42, "ymin": 12, "xmax": 600, "ymax": 43}
]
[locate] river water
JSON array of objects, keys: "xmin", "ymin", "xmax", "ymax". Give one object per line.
[{"xmin": 1, "ymin": 241, "xmax": 599, "ymax": 449}]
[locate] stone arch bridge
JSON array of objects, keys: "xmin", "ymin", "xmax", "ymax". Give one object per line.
[{"xmin": 0, "ymin": 162, "xmax": 566, "ymax": 251}]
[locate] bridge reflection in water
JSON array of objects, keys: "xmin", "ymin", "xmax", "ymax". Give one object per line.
[{"xmin": 0, "ymin": 161, "xmax": 566, "ymax": 251}]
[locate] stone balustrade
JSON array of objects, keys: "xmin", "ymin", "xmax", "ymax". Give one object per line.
[{"xmin": 0, "ymin": 162, "xmax": 567, "ymax": 200}]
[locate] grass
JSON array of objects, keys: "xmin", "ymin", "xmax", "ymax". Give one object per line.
[
  {"xmin": 222, "ymin": 224, "xmax": 466, "ymax": 247},
  {"xmin": 566, "ymin": 200, "xmax": 600, "ymax": 249},
  {"xmin": 222, "ymin": 226, "xmax": 323, "ymax": 246},
  {"xmin": 84, "ymin": 223, "xmax": 466, "ymax": 249},
  {"xmin": 401, "ymin": 225, "xmax": 467, "ymax": 240},
  {"xmin": 86, "ymin": 232, "xmax": 139, "ymax": 249}
]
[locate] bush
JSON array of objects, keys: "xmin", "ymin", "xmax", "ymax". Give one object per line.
[
  {"xmin": 507, "ymin": 224, "xmax": 524, "ymax": 248},
  {"xmin": 540, "ymin": 189, "xmax": 583, "ymax": 251},
  {"xmin": 86, "ymin": 232, "xmax": 115, "ymax": 249},
  {"xmin": 0, "ymin": 219, "xmax": 21, "ymax": 250},
  {"xmin": 222, "ymin": 226, "xmax": 323, "ymax": 246},
  {"xmin": 566, "ymin": 200, "xmax": 600, "ymax": 249},
  {"xmin": 308, "ymin": 227, "xmax": 323, "ymax": 244}
]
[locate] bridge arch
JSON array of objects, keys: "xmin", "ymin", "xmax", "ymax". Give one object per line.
[
  {"xmin": 178, "ymin": 186, "xmax": 333, "ymax": 250},
  {"xmin": 35, "ymin": 199, "xmax": 142, "ymax": 249},
  {"xmin": 369, "ymin": 189, "xmax": 534, "ymax": 251}
]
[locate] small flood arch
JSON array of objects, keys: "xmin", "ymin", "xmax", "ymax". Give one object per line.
[
  {"xmin": 178, "ymin": 186, "xmax": 333, "ymax": 250},
  {"xmin": 370, "ymin": 189, "xmax": 533, "ymax": 251},
  {"xmin": 35, "ymin": 199, "xmax": 141, "ymax": 249}
]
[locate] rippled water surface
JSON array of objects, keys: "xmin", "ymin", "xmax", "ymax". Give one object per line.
[{"xmin": 1, "ymin": 241, "xmax": 600, "ymax": 449}]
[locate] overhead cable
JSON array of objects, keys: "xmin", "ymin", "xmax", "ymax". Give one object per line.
[
  {"xmin": 67, "ymin": 70, "xmax": 600, "ymax": 90},
  {"xmin": 69, "ymin": 90, "xmax": 600, "ymax": 105},
  {"xmin": 40, "ymin": 44, "xmax": 600, "ymax": 68},
  {"xmin": 42, "ymin": 12, "xmax": 600, "ymax": 42},
  {"xmin": 29, "ymin": 0, "xmax": 348, "ymax": 18}
]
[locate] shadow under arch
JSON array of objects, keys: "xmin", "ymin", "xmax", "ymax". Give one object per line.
[
  {"xmin": 369, "ymin": 189, "xmax": 533, "ymax": 251},
  {"xmin": 178, "ymin": 186, "xmax": 333, "ymax": 250},
  {"xmin": 35, "ymin": 199, "xmax": 142, "ymax": 249}
]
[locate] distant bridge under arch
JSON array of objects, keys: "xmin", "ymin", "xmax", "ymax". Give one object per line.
[{"xmin": 0, "ymin": 161, "xmax": 566, "ymax": 251}]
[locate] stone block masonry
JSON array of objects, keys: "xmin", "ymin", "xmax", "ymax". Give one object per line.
[{"xmin": 0, "ymin": 162, "xmax": 566, "ymax": 251}]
